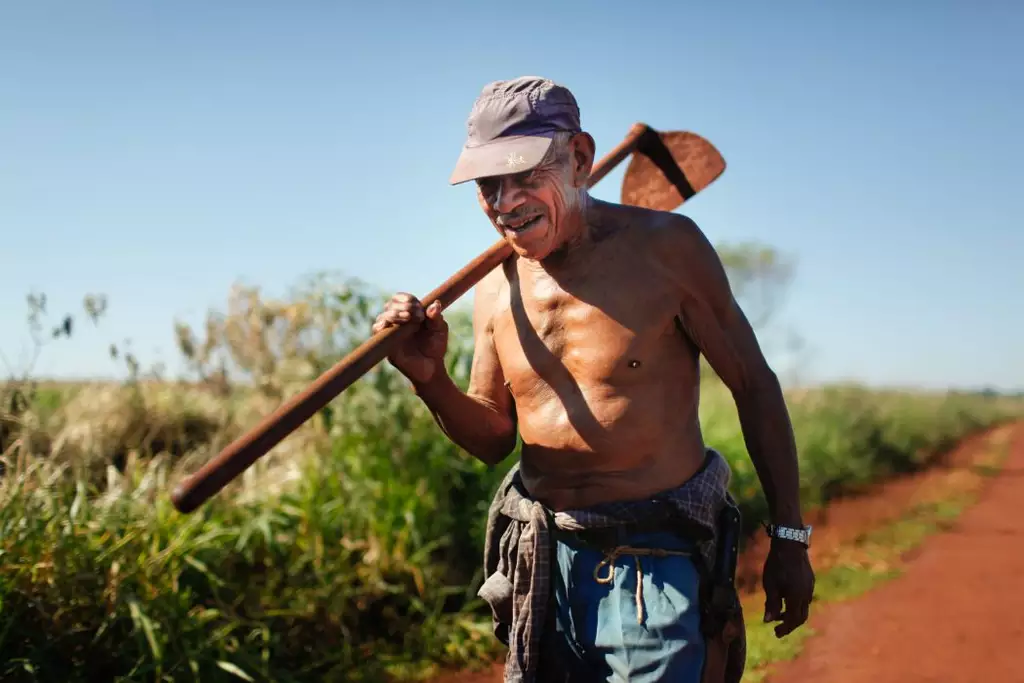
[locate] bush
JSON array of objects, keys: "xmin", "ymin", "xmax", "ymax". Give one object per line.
[{"xmin": 2, "ymin": 275, "xmax": 1020, "ymax": 682}]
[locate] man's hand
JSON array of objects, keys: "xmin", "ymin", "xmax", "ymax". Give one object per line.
[
  {"xmin": 762, "ymin": 539, "xmax": 815, "ymax": 637},
  {"xmin": 372, "ymin": 293, "xmax": 449, "ymax": 385}
]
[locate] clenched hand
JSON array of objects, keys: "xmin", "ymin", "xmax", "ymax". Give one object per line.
[
  {"xmin": 762, "ymin": 539, "xmax": 815, "ymax": 638},
  {"xmin": 372, "ymin": 293, "xmax": 449, "ymax": 385}
]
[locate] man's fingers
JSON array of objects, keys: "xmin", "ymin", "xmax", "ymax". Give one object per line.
[
  {"xmin": 375, "ymin": 311, "xmax": 407, "ymax": 329},
  {"xmin": 374, "ymin": 310, "xmax": 417, "ymax": 335},
  {"xmin": 372, "ymin": 312, "xmax": 395, "ymax": 332},
  {"xmin": 424, "ymin": 301, "xmax": 446, "ymax": 328},
  {"xmin": 772, "ymin": 586, "xmax": 813, "ymax": 637},
  {"xmin": 381, "ymin": 294, "xmax": 426, "ymax": 323},
  {"xmin": 774, "ymin": 603, "xmax": 796, "ymax": 637},
  {"xmin": 774, "ymin": 598, "xmax": 809, "ymax": 638},
  {"xmin": 763, "ymin": 588, "xmax": 783, "ymax": 623},
  {"xmin": 390, "ymin": 292, "xmax": 417, "ymax": 305},
  {"xmin": 386, "ymin": 303, "xmax": 424, "ymax": 321},
  {"xmin": 374, "ymin": 296, "xmax": 442, "ymax": 349}
]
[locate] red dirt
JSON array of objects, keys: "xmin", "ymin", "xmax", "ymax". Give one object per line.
[
  {"xmin": 430, "ymin": 660, "xmax": 505, "ymax": 683},
  {"xmin": 765, "ymin": 422, "xmax": 1024, "ymax": 683},
  {"xmin": 734, "ymin": 425, "xmax": 1004, "ymax": 596},
  {"xmin": 429, "ymin": 423, "xmax": 1023, "ymax": 683}
]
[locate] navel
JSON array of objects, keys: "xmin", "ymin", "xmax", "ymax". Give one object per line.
[{"xmin": 628, "ymin": 359, "xmax": 642, "ymax": 369}]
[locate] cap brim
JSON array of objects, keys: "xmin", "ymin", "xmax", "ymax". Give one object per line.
[{"xmin": 449, "ymin": 134, "xmax": 553, "ymax": 185}]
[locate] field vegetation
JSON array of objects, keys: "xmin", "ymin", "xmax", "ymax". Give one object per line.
[{"xmin": 2, "ymin": 246, "xmax": 1020, "ymax": 682}]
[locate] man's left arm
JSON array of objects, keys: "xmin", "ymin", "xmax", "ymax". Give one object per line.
[{"xmin": 659, "ymin": 214, "xmax": 814, "ymax": 637}]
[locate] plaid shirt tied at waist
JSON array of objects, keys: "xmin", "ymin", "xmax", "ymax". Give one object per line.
[{"xmin": 479, "ymin": 449, "xmax": 736, "ymax": 683}]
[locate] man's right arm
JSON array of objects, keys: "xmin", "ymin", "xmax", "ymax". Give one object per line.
[{"xmin": 411, "ymin": 272, "xmax": 517, "ymax": 465}]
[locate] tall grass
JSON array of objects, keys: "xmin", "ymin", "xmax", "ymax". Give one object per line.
[{"xmin": 1, "ymin": 274, "xmax": 1021, "ymax": 682}]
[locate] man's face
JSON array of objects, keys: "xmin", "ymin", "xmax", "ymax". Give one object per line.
[{"xmin": 474, "ymin": 134, "xmax": 591, "ymax": 261}]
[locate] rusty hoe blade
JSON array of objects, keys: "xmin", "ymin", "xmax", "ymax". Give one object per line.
[{"xmin": 620, "ymin": 127, "xmax": 727, "ymax": 212}]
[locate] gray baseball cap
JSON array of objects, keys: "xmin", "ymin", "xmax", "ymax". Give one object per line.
[{"xmin": 449, "ymin": 76, "xmax": 581, "ymax": 185}]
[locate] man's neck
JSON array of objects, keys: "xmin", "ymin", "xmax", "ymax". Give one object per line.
[
  {"xmin": 534, "ymin": 194, "xmax": 602, "ymax": 270},
  {"xmin": 536, "ymin": 191, "xmax": 593, "ymax": 258}
]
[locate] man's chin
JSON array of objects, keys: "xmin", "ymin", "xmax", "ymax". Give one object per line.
[
  {"xmin": 501, "ymin": 219, "xmax": 554, "ymax": 259},
  {"xmin": 509, "ymin": 244, "xmax": 552, "ymax": 261},
  {"xmin": 504, "ymin": 233, "xmax": 555, "ymax": 261}
]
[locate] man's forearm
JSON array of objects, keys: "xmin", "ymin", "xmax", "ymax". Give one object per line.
[
  {"xmin": 734, "ymin": 371, "xmax": 804, "ymax": 527},
  {"xmin": 410, "ymin": 371, "xmax": 517, "ymax": 465}
]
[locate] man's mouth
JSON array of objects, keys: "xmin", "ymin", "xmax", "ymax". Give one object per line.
[{"xmin": 503, "ymin": 214, "xmax": 543, "ymax": 233}]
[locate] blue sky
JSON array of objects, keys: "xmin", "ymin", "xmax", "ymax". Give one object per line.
[{"xmin": 2, "ymin": 2, "xmax": 1021, "ymax": 391}]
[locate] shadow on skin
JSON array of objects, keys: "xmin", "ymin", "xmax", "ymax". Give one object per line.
[
  {"xmin": 501, "ymin": 217, "xmax": 702, "ymax": 486},
  {"xmin": 520, "ymin": 213, "xmax": 686, "ymax": 332},
  {"xmin": 507, "ymin": 268, "xmax": 611, "ymax": 454},
  {"xmin": 528, "ymin": 213, "xmax": 636, "ymax": 322}
]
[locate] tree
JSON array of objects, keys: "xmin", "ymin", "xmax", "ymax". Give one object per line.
[
  {"xmin": 717, "ymin": 241, "xmax": 795, "ymax": 331},
  {"xmin": 712, "ymin": 241, "xmax": 808, "ymax": 385}
]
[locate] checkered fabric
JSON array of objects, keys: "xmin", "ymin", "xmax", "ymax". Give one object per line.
[{"xmin": 478, "ymin": 449, "xmax": 735, "ymax": 683}]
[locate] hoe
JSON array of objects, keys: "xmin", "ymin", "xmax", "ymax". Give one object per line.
[{"xmin": 170, "ymin": 122, "xmax": 727, "ymax": 513}]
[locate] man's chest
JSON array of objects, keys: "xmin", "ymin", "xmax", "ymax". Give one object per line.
[{"xmin": 489, "ymin": 269, "xmax": 685, "ymax": 394}]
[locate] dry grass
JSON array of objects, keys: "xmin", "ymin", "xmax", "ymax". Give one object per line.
[{"xmin": 1, "ymin": 271, "xmax": 1020, "ymax": 682}]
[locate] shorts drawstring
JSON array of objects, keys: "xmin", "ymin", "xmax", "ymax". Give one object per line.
[{"xmin": 593, "ymin": 545, "xmax": 692, "ymax": 624}]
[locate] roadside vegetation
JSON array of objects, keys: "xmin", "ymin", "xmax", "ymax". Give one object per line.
[{"xmin": 2, "ymin": 247, "xmax": 1020, "ymax": 682}]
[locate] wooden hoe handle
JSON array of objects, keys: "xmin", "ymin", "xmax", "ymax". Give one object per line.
[{"xmin": 170, "ymin": 123, "xmax": 665, "ymax": 512}]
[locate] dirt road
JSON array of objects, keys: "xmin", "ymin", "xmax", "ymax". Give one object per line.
[
  {"xmin": 765, "ymin": 422, "xmax": 1024, "ymax": 683},
  {"xmin": 433, "ymin": 422, "xmax": 1024, "ymax": 683}
]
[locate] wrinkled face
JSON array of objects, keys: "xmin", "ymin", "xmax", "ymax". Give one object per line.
[{"xmin": 475, "ymin": 133, "xmax": 594, "ymax": 261}]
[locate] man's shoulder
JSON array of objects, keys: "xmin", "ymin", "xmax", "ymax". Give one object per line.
[
  {"xmin": 645, "ymin": 209, "xmax": 703, "ymax": 244},
  {"xmin": 603, "ymin": 203, "xmax": 724, "ymax": 299},
  {"xmin": 606, "ymin": 201, "xmax": 706, "ymax": 257}
]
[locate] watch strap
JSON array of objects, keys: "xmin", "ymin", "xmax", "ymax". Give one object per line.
[{"xmin": 764, "ymin": 522, "xmax": 812, "ymax": 546}]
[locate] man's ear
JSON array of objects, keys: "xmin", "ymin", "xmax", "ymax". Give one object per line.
[{"xmin": 570, "ymin": 132, "xmax": 596, "ymax": 188}]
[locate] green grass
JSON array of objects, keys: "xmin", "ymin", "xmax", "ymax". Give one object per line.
[
  {"xmin": 2, "ymin": 277, "xmax": 1023, "ymax": 682},
  {"xmin": 2, "ymin": 380, "xmax": 1020, "ymax": 682},
  {"xmin": 741, "ymin": 432, "xmax": 1013, "ymax": 682}
]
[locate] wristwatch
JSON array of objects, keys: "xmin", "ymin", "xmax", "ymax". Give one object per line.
[{"xmin": 764, "ymin": 522, "xmax": 812, "ymax": 547}]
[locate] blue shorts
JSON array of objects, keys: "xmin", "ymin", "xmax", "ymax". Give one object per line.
[{"xmin": 543, "ymin": 528, "xmax": 706, "ymax": 682}]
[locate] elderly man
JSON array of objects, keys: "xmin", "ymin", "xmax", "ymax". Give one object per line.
[{"xmin": 372, "ymin": 77, "xmax": 814, "ymax": 683}]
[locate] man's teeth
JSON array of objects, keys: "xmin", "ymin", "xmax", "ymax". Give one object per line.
[{"xmin": 509, "ymin": 216, "xmax": 541, "ymax": 231}]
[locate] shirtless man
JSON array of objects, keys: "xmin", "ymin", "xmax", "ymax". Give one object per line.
[{"xmin": 372, "ymin": 77, "xmax": 814, "ymax": 683}]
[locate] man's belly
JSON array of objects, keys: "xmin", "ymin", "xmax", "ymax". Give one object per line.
[
  {"xmin": 514, "ymin": 391, "xmax": 707, "ymax": 511},
  {"xmin": 519, "ymin": 452, "xmax": 707, "ymax": 511}
]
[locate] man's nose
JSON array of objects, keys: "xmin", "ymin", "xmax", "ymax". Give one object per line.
[{"xmin": 492, "ymin": 177, "xmax": 524, "ymax": 213}]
